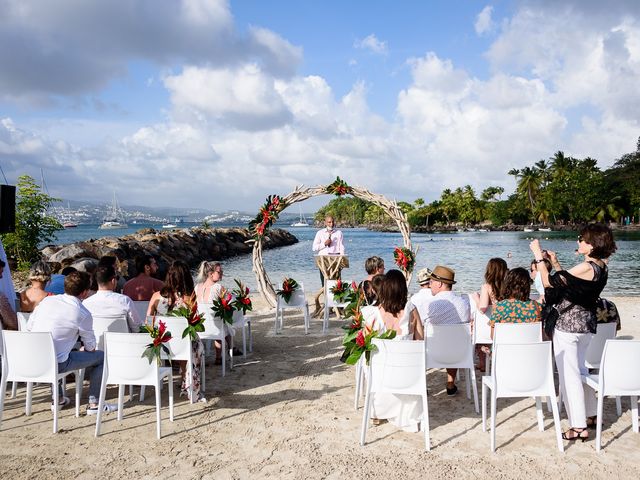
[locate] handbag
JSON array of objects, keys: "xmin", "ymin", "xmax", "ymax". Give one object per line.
[
  {"xmin": 542, "ymin": 302, "xmax": 573, "ymax": 339},
  {"xmin": 596, "ymin": 297, "xmax": 621, "ymax": 331}
]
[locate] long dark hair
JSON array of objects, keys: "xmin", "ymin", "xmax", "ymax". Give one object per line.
[
  {"xmin": 485, "ymin": 257, "xmax": 508, "ymax": 302},
  {"xmin": 378, "ymin": 269, "xmax": 407, "ymax": 315},
  {"xmin": 160, "ymin": 260, "xmax": 194, "ymax": 310},
  {"xmin": 500, "ymin": 267, "xmax": 531, "ymax": 301}
]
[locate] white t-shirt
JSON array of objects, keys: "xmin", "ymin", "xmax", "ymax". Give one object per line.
[
  {"xmin": 423, "ymin": 291, "xmax": 471, "ymax": 326},
  {"xmin": 83, "ymin": 289, "xmax": 143, "ymax": 331},
  {"xmin": 410, "ymin": 288, "xmax": 434, "ymax": 322}
]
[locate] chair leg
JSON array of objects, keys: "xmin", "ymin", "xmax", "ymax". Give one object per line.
[
  {"xmin": 0, "ymin": 378, "xmax": 6, "ymax": 430},
  {"xmin": 201, "ymin": 355, "xmax": 207, "ymax": 394},
  {"xmin": 75, "ymin": 370, "xmax": 82, "ymax": 418},
  {"xmin": 535, "ymin": 397, "xmax": 544, "ymax": 431},
  {"xmin": 354, "ymin": 359, "xmax": 362, "ymax": 411},
  {"xmin": 596, "ymin": 391, "xmax": 604, "ymax": 453},
  {"xmin": 422, "ymin": 393, "xmax": 430, "ymax": 451},
  {"xmin": 155, "ymin": 382, "xmax": 162, "ymax": 440},
  {"xmin": 274, "ymin": 308, "xmax": 279, "ymax": 335},
  {"xmin": 52, "ymin": 381, "xmax": 59, "ymax": 434},
  {"xmin": 546, "ymin": 396, "xmax": 552, "ymax": 413},
  {"xmin": 481, "ymin": 381, "xmax": 487, "ymax": 432},
  {"xmin": 94, "ymin": 374, "xmax": 108, "ymax": 437},
  {"xmin": 117, "ymin": 384, "xmax": 125, "ymax": 421},
  {"xmin": 464, "ymin": 368, "xmax": 471, "ymax": 400},
  {"xmin": 229, "ymin": 335, "xmax": 234, "ymax": 371},
  {"xmin": 485, "ymin": 353, "xmax": 490, "ymax": 376},
  {"xmin": 168, "ymin": 370, "xmax": 174, "ymax": 422},
  {"xmin": 140, "ymin": 386, "xmax": 146, "ymax": 402},
  {"xmin": 631, "ymin": 395, "xmax": 638, "ymax": 433},
  {"xmin": 616, "ymin": 396, "xmax": 622, "ymax": 416},
  {"xmin": 248, "ymin": 320, "xmax": 253, "ymax": 352},
  {"xmin": 360, "ymin": 386, "xmax": 372, "ymax": 446},
  {"xmin": 470, "ymin": 367, "xmax": 479, "ymax": 414},
  {"xmin": 188, "ymin": 359, "xmax": 194, "ymax": 404},
  {"xmin": 221, "ymin": 336, "xmax": 226, "ymax": 377},
  {"xmin": 10, "ymin": 382, "xmax": 17, "ymax": 399},
  {"xmin": 26, "ymin": 382, "xmax": 33, "ymax": 416},
  {"xmin": 242, "ymin": 326, "xmax": 247, "ymax": 358},
  {"xmin": 490, "ymin": 393, "xmax": 497, "ymax": 452},
  {"xmin": 304, "ymin": 305, "xmax": 309, "ymax": 335},
  {"xmin": 549, "ymin": 393, "xmax": 564, "ymax": 453}
]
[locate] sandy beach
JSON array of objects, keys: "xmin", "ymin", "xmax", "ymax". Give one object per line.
[{"xmin": 1, "ymin": 296, "xmax": 639, "ymax": 479}]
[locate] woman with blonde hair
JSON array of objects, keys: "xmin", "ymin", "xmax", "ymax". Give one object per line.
[{"xmin": 19, "ymin": 260, "xmax": 52, "ymax": 312}]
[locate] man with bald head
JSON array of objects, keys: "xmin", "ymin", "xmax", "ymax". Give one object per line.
[{"xmin": 312, "ymin": 215, "xmax": 345, "ymax": 285}]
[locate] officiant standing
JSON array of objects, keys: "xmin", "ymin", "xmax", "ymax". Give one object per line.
[{"xmin": 312, "ymin": 215, "xmax": 345, "ymax": 284}]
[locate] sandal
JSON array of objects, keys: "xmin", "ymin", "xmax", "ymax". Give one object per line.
[
  {"xmin": 586, "ymin": 416, "xmax": 597, "ymax": 429},
  {"xmin": 562, "ymin": 427, "xmax": 588, "ymax": 442}
]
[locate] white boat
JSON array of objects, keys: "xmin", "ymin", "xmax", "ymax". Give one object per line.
[
  {"xmin": 290, "ymin": 207, "xmax": 309, "ymax": 227},
  {"xmin": 99, "ymin": 192, "xmax": 128, "ymax": 229},
  {"xmin": 478, "ymin": 228, "xmax": 489, "ymax": 232},
  {"xmin": 538, "ymin": 227, "xmax": 552, "ymax": 232},
  {"xmin": 523, "ymin": 227, "xmax": 535, "ymax": 232},
  {"xmin": 162, "ymin": 223, "xmax": 177, "ymax": 229}
]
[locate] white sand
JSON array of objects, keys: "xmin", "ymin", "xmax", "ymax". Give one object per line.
[{"xmin": 0, "ymin": 297, "xmax": 639, "ymax": 479}]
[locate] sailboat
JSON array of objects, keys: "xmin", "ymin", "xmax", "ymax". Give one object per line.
[
  {"xmin": 62, "ymin": 201, "xmax": 77, "ymax": 228},
  {"xmin": 290, "ymin": 207, "xmax": 309, "ymax": 227},
  {"xmin": 99, "ymin": 192, "xmax": 128, "ymax": 229}
]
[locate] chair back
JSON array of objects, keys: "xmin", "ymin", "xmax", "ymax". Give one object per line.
[
  {"xmin": 232, "ymin": 309, "xmax": 245, "ymax": 329},
  {"xmin": 599, "ymin": 340, "xmax": 640, "ymax": 395},
  {"xmin": 325, "ymin": 280, "xmax": 351, "ymax": 308},
  {"xmin": 17, "ymin": 312, "xmax": 30, "ymax": 331},
  {"xmin": 493, "ymin": 322, "xmax": 542, "ymax": 345},
  {"xmin": 585, "ymin": 323, "xmax": 617, "ymax": 368},
  {"xmin": 277, "ymin": 282, "xmax": 307, "ymax": 308},
  {"xmin": 133, "ymin": 301, "xmax": 149, "ymax": 321},
  {"xmin": 103, "ymin": 332, "xmax": 160, "ymax": 385},
  {"xmin": 425, "ymin": 323, "xmax": 474, "ymax": 369},
  {"xmin": 92, "ymin": 314, "xmax": 129, "ymax": 350},
  {"xmin": 493, "ymin": 342, "xmax": 553, "ymax": 397},
  {"xmin": 1, "ymin": 331, "xmax": 57, "ymax": 383},
  {"xmin": 154, "ymin": 315, "xmax": 192, "ymax": 361},
  {"xmin": 469, "ymin": 296, "xmax": 492, "ymax": 344},
  {"xmin": 197, "ymin": 303, "xmax": 225, "ymax": 339},
  {"xmin": 369, "ymin": 339, "xmax": 426, "ymax": 395}
]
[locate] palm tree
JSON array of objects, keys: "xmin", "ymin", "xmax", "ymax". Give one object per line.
[{"xmin": 511, "ymin": 167, "xmax": 541, "ymax": 222}]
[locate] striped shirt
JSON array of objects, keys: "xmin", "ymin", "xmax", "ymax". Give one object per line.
[{"xmin": 423, "ymin": 291, "xmax": 471, "ymax": 326}]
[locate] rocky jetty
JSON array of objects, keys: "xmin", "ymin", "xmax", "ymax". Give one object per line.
[{"xmin": 39, "ymin": 227, "xmax": 298, "ymax": 277}]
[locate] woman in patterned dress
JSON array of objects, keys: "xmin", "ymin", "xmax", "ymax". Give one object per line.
[{"xmin": 490, "ymin": 267, "xmax": 542, "ymax": 337}]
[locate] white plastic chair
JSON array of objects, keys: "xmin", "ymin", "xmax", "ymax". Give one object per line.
[
  {"xmin": 469, "ymin": 297, "xmax": 492, "ymax": 374},
  {"xmin": 275, "ymin": 282, "xmax": 310, "ymax": 334},
  {"xmin": 0, "ymin": 331, "xmax": 84, "ymax": 432},
  {"xmin": 198, "ymin": 303, "xmax": 227, "ymax": 380},
  {"xmin": 95, "ymin": 332, "xmax": 174, "ymax": 440},
  {"xmin": 361, "ymin": 339, "xmax": 430, "ymax": 450},
  {"xmin": 0, "ymin": 323, "xmax": 18, "ymax": 398},
  {"xmin": 582, "ymin": 339, "xmax": 640, "ymax": 452},
  {"xmin": 481, "ymin": 342, "xmax": 563, "ymax": 453},
  {"xmin": 132, "ymin": 301, "xmax": 150, "ymax": 321},
  {"xmin": 585, "ymin": 323, "xmax": 618, "ymax": 369},
  {"xmin": 154, "ymin": 315, "xmax": 199, "ymax": 404},
  {"xmin": 425, "ymin": 323, "xmax": 479, "ymax": 413},
  {"xmin": 92, "ymin": 314, "xmax": 130, "ymax": 350},
  {"xmin": 323, "ymin": 280, "xmax": 351, "ymax": 334}
]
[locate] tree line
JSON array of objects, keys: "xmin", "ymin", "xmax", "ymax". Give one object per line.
[{"xmin": 316, "ymin": 139, "xmax": 640, "ymax": 228}]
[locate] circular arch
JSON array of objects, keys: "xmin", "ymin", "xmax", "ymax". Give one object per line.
[{"xmin": 252, "ymin": 183, "xmax": 413, "ymax": 308}]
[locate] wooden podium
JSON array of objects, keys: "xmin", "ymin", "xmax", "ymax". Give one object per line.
[{"xmin": 313, "ymin": 255, "xmax": 349, "ymax": 318}]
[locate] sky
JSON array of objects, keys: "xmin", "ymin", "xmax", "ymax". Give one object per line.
[{"xmin": 1, "ymin": 0, "xmax": 640, "ymax": 212}]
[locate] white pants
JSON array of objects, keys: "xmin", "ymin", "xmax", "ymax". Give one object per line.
[{"xmin": 553, "ymin": 329, "xmax": 597, "ymax": 428}]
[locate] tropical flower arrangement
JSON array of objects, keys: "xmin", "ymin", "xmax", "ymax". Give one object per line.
[
  {"xmin": 276, "ymin": 277, "xmax": 299, "ymax": 303},
  {"xmin": 232, "ymin": 279, "xmax": 253, "ymax": 314},
  {"xmin": 139, "ymin": 317, "xmax": 172, "ymax": 365},
  {"xmin": 211, "ymin": 288, "xmax": 235, "ymax": 325},
  {"xmin": 342, "ymin": 321, "xmax": 397, "ymax": 365},
  {"xmin": 249, "ymin": 195, "xmax": 284, "ymax": 239},
  {"xmin": 168, "ymin": 294, "xmax": 205, "ymax": 341},
  {"xmin": 394, "ymin": 246, "xmax": 416, "ymax": 273},
  {"xmin": 330, "ymin": 279, "xmax": 357, "ymax": 303},
  {"xmin": 326, "ymin": 176, "xmax": 352, "ymax": 196}
]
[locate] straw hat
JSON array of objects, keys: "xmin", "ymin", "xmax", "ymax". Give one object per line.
[
  {"xmin": 417, "ymin": 268, "xmax": 432, "ymax": 286},
  {"xmin": 429, "ymin": 265, "xmax": 456, "ymax": 285}
]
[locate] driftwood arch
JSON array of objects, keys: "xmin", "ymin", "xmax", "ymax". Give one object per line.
[{"xmin": 252, "ymin": 183, "xmax": 413, "ymax": 308}]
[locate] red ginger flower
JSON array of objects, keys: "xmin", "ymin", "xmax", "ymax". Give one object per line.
[{"xmin": 355, "ymin": 329, "xmax": 366, "ymax": 347}]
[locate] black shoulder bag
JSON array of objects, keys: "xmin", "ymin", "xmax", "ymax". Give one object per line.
[{"xmin": 541, "ymin": 302, "xmax": 574, "ymax": 339}]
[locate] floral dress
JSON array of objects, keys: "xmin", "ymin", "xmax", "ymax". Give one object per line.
[{"xmin": 490, "ymin": 299, "xmax": 542, "ymax": 326}]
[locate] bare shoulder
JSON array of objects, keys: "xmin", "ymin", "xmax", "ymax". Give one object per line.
[{"xmin": 568, "ymin": 261, "xmax": 594, "ymax": 280}]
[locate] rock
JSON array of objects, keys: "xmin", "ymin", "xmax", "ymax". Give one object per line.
[{"xmin": 40, "ymin": 227, "xmax": 298, "ymax": 277}]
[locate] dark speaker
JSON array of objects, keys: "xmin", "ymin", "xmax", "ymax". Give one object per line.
[{"xmin": 0, "ymin": 185, "xmax": 16, "ymax": 234}]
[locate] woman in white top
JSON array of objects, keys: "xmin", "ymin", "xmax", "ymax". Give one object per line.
[
  {"xmin": 363, "ymin": 269, "xmax": 424, "ymax": 432},
  {"xmin": 194, "ymin": 261, "xmax": 234, "ymax": 364}
]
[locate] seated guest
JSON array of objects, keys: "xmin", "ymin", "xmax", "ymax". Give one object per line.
[
  {"xmin": 360, "ymin": 256, "xmax": 385, "ymax": 305},
  {"xmin": 423, "ymin": 265, "xmax": 471, "ymax": 395},
  {"xmin": 410, "ymin": 268, "xmax": 433, "ymax": 321},
  {"xmin": 0, "ymin": 259, "xmax": 17, "ymax": 330},
  {"xmin": 149, "ymin": 261, "xmax": 205, "ymax": 403},
  {"xmin": 83, "ymin": 264, "xmax": 143, "ymax": 332},
  {"xmin": 123, "ymin": 254, "xmax": 164, "ymax": 301},
  {"xmin": 363, "ymin": 269, "xmax": 424, "ymax": 431},
  {"xmin": 490, "ymin": 267, "xmax": 542, "ymax": 338},
  {"xmin": 471, "ymin": 258, "xmax": 507, "ymax": 313},
  {"xmin": 27, "ymin": 271, "xmax": 117, "ymax": 414},
  {"xmin": 20, "ymin": 261, "xmax": 52, "ymax": 312},
  {"xmin": 45, "ymin": 266, "xmax": 76, "ymax": 295},
  {"xmin": 98, "ymin": 255, "xmax": 126, "ymax": 293}
]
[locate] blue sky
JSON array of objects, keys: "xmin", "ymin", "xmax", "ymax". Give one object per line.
[{"xmin": 1, "ymin": 0, "xmax": 639, "ymax": 210}]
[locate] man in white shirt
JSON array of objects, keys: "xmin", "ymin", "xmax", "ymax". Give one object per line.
[
  {"xmin": 84, "ymin": 264, "xmax": 143, "ymax": 332},
  {"xmin": 312, "ymin": 215, "xmax": 345, "ymax": 285},
  {"xmin": 27, "ymin": 271, "xmax": 117, "ymax": 415},
  {"xmin": 410, "ymin": 267, "xmax": 433, "ymax": 321},
  {"xmin": 423, "ymin": 265, "xmax": 471, "ymax": 396}
]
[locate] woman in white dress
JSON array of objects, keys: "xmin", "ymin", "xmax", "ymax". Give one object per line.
[
  {"xmin": 363, "ymin": 269, "xmax": 424, "ymax": 432},
  {"xmin": 194, "ymin": 261, "xmax": 236, "ymax": 364}
]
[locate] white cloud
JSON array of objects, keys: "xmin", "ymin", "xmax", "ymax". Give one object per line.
[
  {"xmin": 354, "ymin": 34, "xmax": 388, "ymax": 55},
  {"xmin": 475, "ymin": 5, "xmax": 495, "ymax": 35}
]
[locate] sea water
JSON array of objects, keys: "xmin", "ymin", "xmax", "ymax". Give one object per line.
[{"xmin": 50, "ymin": 224, "xmax": 640, "ymax": 296}]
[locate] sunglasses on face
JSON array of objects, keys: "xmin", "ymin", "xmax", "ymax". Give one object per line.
[{"xmin": 578, "ymin": 235, "xmax": 584, "ymax": 242}]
